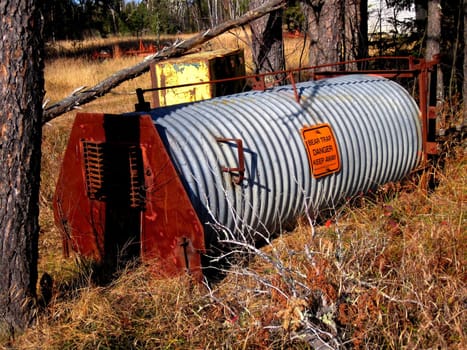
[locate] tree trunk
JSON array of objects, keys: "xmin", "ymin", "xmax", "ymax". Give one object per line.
[
  {"xmin": 0, "ymin": 0, "xmax": 44, "ymax": 337},
  {"xmin": 343, "ymin": 0, "xmax": 368, "ymax": 68},
  {"xmin": 426, "ymin": 0, "xmax": 444, "ymax": 131},
  {"xmin": 249, "ymin": 0, "xmax": 285, "ymax": 84},
  {"xmin": 301, "ymin": 0, "xmax": 366, "ymax": 70},
  {"xmin": 356, "ymin": 0, "xmax": 368, "ymax": 60},
  {"xmin": 426, "ymin": 0, "xmax": 443, "ymax": 83},
  {"xmin": 464, "ymin": 0, "xmax": 467, "ymax": 128},
  {"xmin": 301, "ymin": 0, "xmax": 345, "ymax": 70}
]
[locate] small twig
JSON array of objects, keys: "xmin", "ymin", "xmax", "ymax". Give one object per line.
[{"xmin": 345, "ymin": 275, "xmax": 424, "ymax": 307}]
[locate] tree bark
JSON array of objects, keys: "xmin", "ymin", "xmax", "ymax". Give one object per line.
[
  {"xmin": 464, "ymin": 0, "xmax": 467, "ymax": 128},
  {"xmin": 301, "ymin": 0, "xmax": 365, "ymax": 70},
  {"xmin": 425, "ymin": 0, "xmax": 445, "ymax": 129},
  {"xmin": 301, "ymin": 0, "xmax": 345, "ymax": 70},
  {"xmin": 0, "ymin": 0, "xmax": 44, "ymax": 337},
  {"xmin": 426, "ymin": 0, "xmax": 440, "ymax": 55},
  {"xmin": 345, "ymin": 0, "xmax": 368, "ymax": 64},
  {"xmin": 42, "ymin": 0, "xmax": 287, "ymax": 124},
  {"xmin": 249, "ymin": 0, "xmax": 286, "ymax": 84}
]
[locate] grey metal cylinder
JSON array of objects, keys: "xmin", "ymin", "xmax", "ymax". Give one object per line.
[{"xmin": 145, "ymin": 74, "xmax": 422, "ymax": 240}]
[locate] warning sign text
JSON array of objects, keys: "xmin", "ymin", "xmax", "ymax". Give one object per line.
[{"xmin": 301, "ymin": 124, "xmax": 341, "ymax": 178}]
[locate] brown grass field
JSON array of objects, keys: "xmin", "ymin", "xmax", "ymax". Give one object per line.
[{"xmin": 2, "ymin": 32, "xmax": 465, "ymax": 349}]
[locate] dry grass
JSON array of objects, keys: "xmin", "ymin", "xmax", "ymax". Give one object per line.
[
  {"xmin": 44, "ymin": 56, "xmax": 151, "ymax": 115},
  {"xmin": 2, "ymin": 35, "xmax": 465, "ymax": 349},
  {"xmin": 24, "ymin": 146, "xmax": 467, "ymax": 349},
  {"xmin": 43, "ymin": 30, "xmax": 309, "ymax": 112}
]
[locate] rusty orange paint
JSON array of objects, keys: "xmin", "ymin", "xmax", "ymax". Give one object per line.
[
  {"xmin": 53, "ymin": 113, "xmax": 205, "ymax": 280},
  {"xmin": 301, "ymin": 123, "xmax": 341, "ymax": 178}
]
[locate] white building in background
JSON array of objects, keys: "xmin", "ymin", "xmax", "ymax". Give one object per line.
[{"xmin": 368, "ymin": 0, "xmax": 416, "ymax": 34}]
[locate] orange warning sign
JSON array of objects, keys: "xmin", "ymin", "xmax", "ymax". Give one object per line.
[{"xmin": 301, "ymin": 123, "xmax": 341, "ymax": 178}]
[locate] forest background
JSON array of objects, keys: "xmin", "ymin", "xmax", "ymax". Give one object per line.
[
  {"xmin": 0, "ymin": 0, "xmax": 465, "ymax": 349},
  {"xmin": 42, "ymin": 0, "xmax": 466, "ymax": 109}
]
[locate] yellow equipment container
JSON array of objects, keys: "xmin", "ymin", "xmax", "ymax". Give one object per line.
[{"xmin": 149, "ymin": 49, "xmax": 246, "ymax": 107}]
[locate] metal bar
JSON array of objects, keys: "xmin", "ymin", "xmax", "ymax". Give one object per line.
[
  {"xmin": 149, "ymin": 63, "xmax": 160, "ymax": 108},
  {"xmin": 287, "ymin": 72, "xmax": 299, "ymax": 103},
  {"xmin": 215, "ymin": 137, "xmax": 245, "ymax": 185},
  {"xmin": 135, "ymin": 88, "xmax": 150, "ymax": 112},
  {"xmin": 418, "ymin": 60, "xmax": 429, "ymax": 162},
  {"xmin": 312, "ymin": 71, "xmax": 416, "ymax": 79},
  {"xmin": 140, "ymin": 56, "xmax": 424, "ymax": 95}
]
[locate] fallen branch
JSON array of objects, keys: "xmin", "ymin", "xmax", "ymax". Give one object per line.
[{"xmin": 42, "ymin": 0, "xmax": 287, "ymax": 124}]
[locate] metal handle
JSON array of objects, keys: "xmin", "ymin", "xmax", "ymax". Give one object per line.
[{"xmin": 215, "ymin": 137, "xmax": 245, "ymax": 185}]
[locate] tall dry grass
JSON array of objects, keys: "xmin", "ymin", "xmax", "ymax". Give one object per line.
[
  {"xmin": 22, "ymin": 144, "xmax": 467, "ymax": 349},
  {"xmin": 3, "ymin": 35, "xmax": 465, "ymax": 349},
  {"xmin": 43, "ymin": 30, "xmax": 309, "ymax": 112}
]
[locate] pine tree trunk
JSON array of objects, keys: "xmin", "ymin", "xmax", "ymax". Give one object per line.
[
  {"xmin": 301, "ymin": 0, "xmax": 366, "ymax": 70},
  {"xmin": 249, "ymin": 0, "xmax": 285, "ymax": 83},
  {"xmin": 301, "ymin": 0, "xmax": 344, "ymax": 70},
  {"xmin": 0, "ymin": 0, "xmax": 44, "ymax": 337},
  {"xmin": 343, "ymin": 0, "xmax": 367, "ymax": 68},
  {"xmin": 426, "ymin": 0, "xmax": 444, "ymax": 132},
  {"xmin": 426, "ymin": 0, "xmax": 443, "ymax": 88},
  {"xmin": 463, "ymin": 0, "xmax": 467, "ymax": 128}
]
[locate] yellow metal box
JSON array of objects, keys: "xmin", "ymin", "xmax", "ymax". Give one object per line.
[{"xmin": 149, "ymin": 49, "xmax": 245, "ymax": 107}]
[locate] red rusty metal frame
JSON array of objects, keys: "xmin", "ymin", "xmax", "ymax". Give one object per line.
[
  {"xmin": 140, "ymin": 55, "xmax": 440, "ymax": 161},
  {"xmin": 54, "ymin": 55, "xmax": 441, "ymax": 280},
  {"xmin": 92, "ymin": 39, "xmax": 158, "ymax": 60},
  {"xmin": 302, "ymin": 56, "xmax": 441, "ymax": 161},
  {"xmin": 53, "ymin": 113, "xmax": 205, "ymax": 280},
  {"xmin": 215, "ymin": 137, "xmax": 245, "ymax": 185}
]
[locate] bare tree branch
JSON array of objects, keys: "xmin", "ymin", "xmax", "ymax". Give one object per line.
[{"xmin": 42, "ymin": 0, "xmax": 287, "ymax": 124}]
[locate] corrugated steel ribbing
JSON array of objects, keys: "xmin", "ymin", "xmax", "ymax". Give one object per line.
[{"xmin": 147, "ymin": 74, "xmax": 422, "ymax": 239}]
